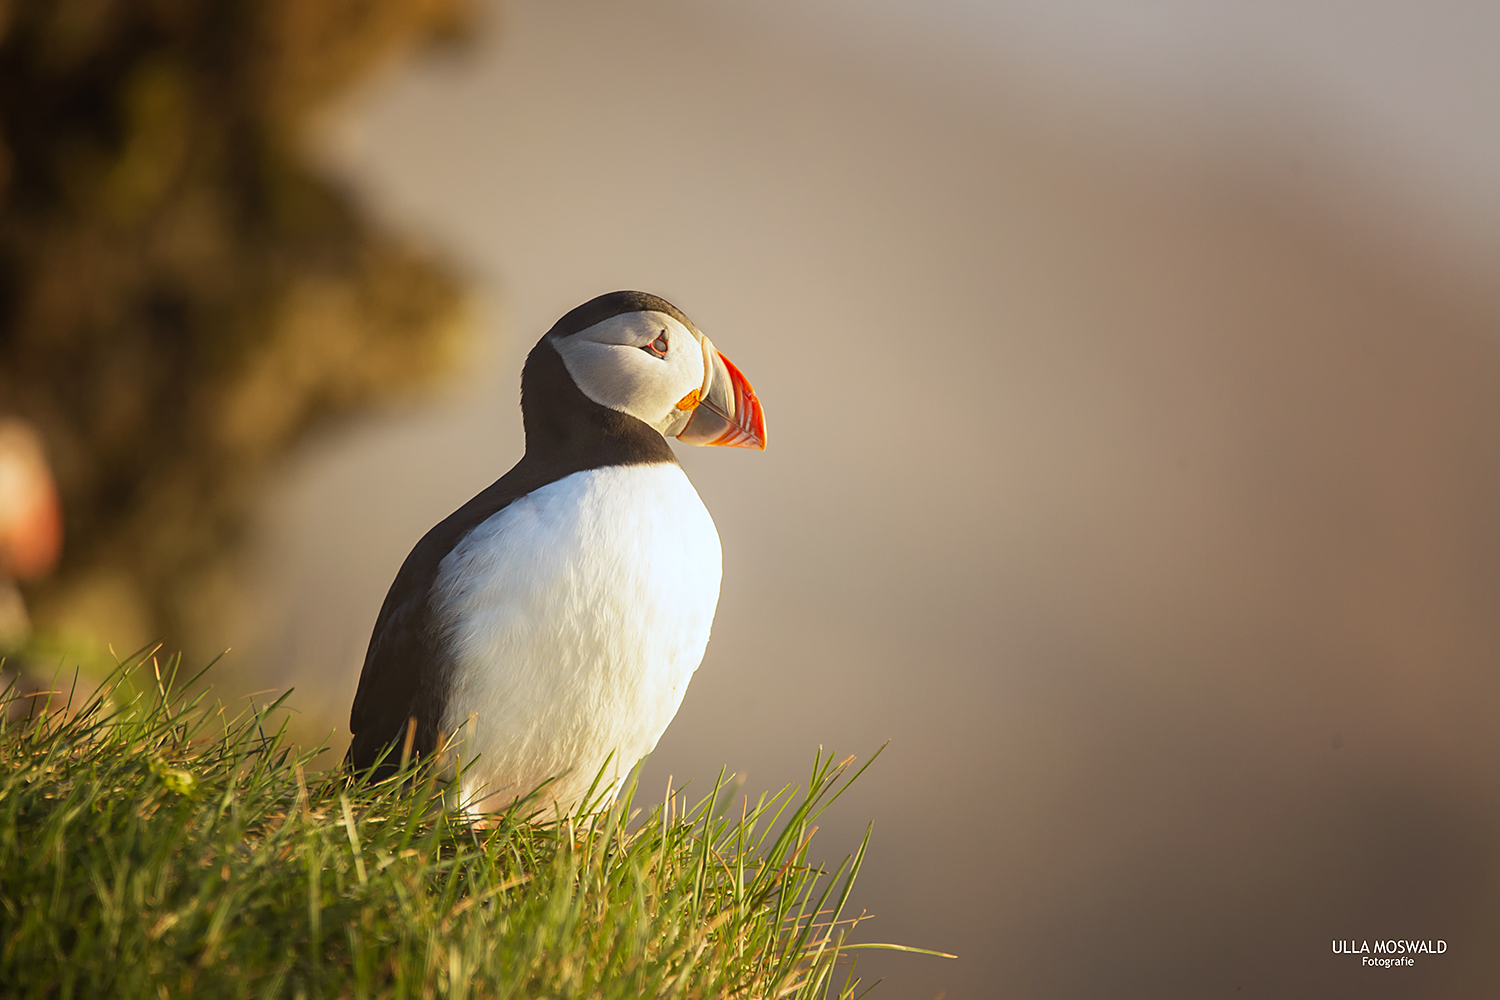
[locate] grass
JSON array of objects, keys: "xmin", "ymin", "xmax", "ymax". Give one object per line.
[{"xmin": 0, "ymin": 649, "xmax": 945, "ymax": 998}]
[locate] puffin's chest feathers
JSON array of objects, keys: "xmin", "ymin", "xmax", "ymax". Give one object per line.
[{"xmin": 430, "ymin": 462, "xmax": 722, "ymax": 806}]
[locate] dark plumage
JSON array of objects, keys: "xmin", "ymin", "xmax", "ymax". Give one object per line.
[{"xmin": 347, "ymin": 293, "xmax": 682, "ymax": 778}]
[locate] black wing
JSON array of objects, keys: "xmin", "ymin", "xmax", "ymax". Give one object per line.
[{"xmin": 346, "ymin": 471, "xmax": 533, "ymax": 778}]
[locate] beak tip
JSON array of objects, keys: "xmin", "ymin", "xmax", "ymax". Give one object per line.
[{"xmin": 748, "ymin": 401, "xmax": 768, "ymax": 451}]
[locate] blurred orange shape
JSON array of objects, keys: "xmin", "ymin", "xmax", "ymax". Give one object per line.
[{"xmin": 0, "ymin": 421, "xmax": 63, "ymax": 580}]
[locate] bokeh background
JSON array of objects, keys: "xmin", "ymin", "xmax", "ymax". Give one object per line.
[{"xmin": 7, "ymin": 1, "xmax": 1500, "ymax": 997}]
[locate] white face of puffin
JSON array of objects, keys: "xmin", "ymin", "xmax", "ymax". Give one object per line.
[{"xmin": 551, "ymin": 309, "xmax": 767, "ymax": 449}]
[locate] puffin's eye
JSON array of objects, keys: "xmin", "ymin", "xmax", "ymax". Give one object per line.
[{"xmin": 642, "ymin": 331, "xmax": 669, "ymax": 358}]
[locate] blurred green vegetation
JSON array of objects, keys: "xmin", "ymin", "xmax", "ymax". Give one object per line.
[{"xmin": 0, "ymin": 0, "xmax": 473, "ymax": 658}]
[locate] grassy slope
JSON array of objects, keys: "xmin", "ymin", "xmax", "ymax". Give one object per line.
[{"xmin": 0, "ymin": 654, "xmax": 938, "ymax": 999}]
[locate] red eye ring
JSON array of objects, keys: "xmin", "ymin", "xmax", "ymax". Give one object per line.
[{"xmin": 643, "ymin": 331, "xmax": 669, "ymax": 358}]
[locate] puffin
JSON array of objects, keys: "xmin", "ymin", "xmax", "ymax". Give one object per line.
[{"xmin": 346, "ymin": 291, "xmax": 766, "ymax": 815}]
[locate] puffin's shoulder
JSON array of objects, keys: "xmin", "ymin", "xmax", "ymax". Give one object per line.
[
  {"xmin": 347, "ymin": 463, "xmax": 546, "ymax": 769},
  {"xmin": 347, "ymin": 449, "xmax": 684, "ymax": 770}
]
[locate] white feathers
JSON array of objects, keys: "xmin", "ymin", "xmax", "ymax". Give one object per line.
[
  {"xmin": 432, "ymin": 462, "xmax": 722, "ymax": 815},
  {"xmin": 551, "ymin": 311, "xmax": 707, "ymax": 434}
]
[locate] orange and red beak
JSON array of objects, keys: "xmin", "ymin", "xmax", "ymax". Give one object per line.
[{"xmin": 676, "ymin": 342, "xmax": 767, "ymax": 450}]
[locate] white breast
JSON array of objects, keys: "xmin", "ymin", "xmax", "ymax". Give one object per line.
[{"xmin": 432, "ymin": 462, "xmax": 721, "ymax": 815}]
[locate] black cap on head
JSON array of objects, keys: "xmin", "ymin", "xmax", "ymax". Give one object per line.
[{"xmin": 544, "ymin": 291, "xmax": 700, "ymax": 341}]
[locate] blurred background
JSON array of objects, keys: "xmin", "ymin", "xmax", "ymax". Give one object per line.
[{"xmin": 4, "ymin": 0, "xmax": 1499, "ymax": 997}]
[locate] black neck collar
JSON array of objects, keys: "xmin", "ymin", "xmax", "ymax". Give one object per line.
[{"xmin": 519, "ymin": 338, "xmax": 677, "ymax": 471}]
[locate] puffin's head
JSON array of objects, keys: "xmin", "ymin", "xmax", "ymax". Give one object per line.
[{"xmin": 545, "ymin": 291, "xmax": 767, "ymax": 449}]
